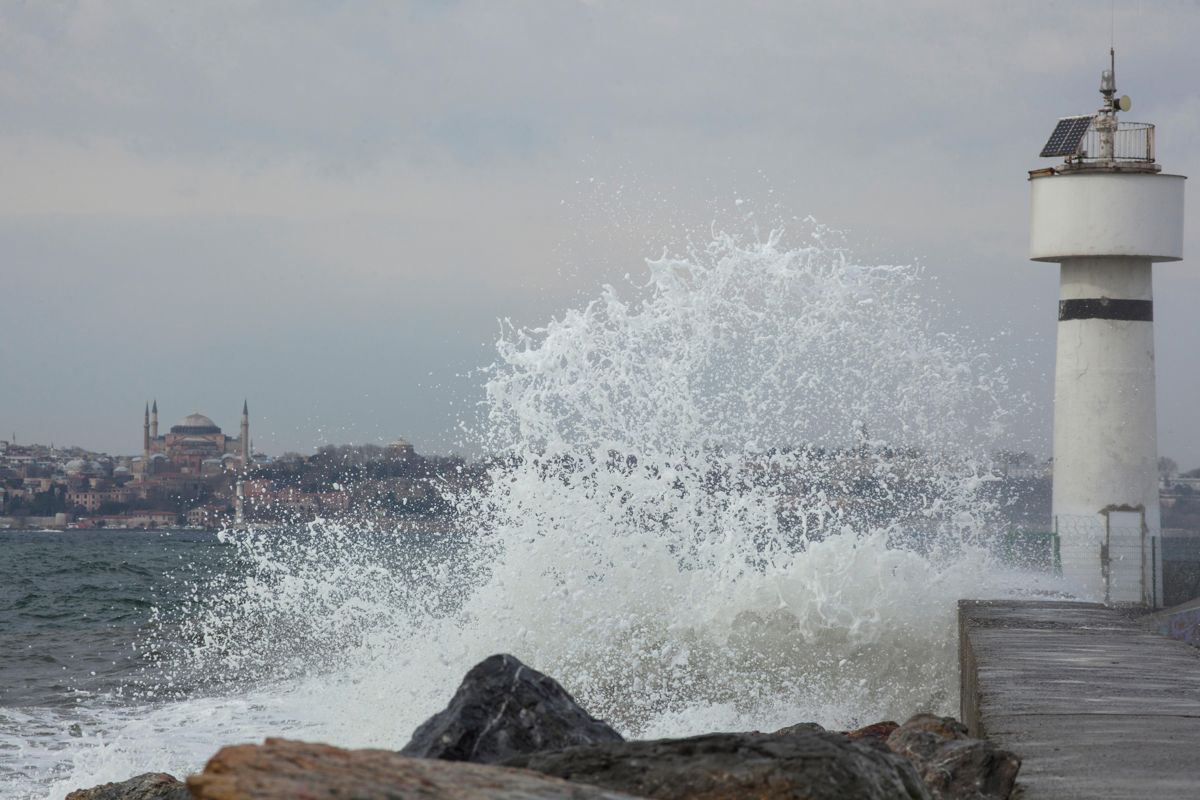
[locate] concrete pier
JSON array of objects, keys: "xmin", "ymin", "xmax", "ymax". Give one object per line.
[{"xmin": 959, "ymin": 600, "xmax": 1200, "ymax": 799}]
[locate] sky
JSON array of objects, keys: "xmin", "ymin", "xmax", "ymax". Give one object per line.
[{"xmin": 1, "ymin": 1, "xmax": 1198, "ymax": 465}]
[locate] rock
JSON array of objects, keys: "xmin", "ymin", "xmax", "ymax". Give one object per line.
[
  {"xmin": 400, "ymin": 653, "xmax": 623, "ymax": 763},
  {"xmin": 65, "ymin": 772, "xmax": 190, "ymax": 800},
  {"xmin": 771, "ymin": 721, "xmax": 827, "ymax": 736},
  {"xmin": 187, "ymin": 737, "xmax": 643, "ymax": 800},
  {"xmin": 886, "ymin": 714, "xmax": 1021, "ymax": 800},
  {"xmin": 505, "ymin": 729, "xmax": 932, "ymax": 800},
  {"xmin": 843, "ymin": 721, "xmax": 901, "ymax": 748}
]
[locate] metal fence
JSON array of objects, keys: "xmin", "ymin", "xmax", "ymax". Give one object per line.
[
  {"xmin": 1077, "ymin": 121, "xmax": 1155, "ymax": 163},
  {"xmin": 1162, "ymin": 530, "xmax": 1200, "ymax": 607},
  {"xmin": 997, "ymin": 520, "xmax": 1200, "ymax": 609},
  {"xmin": 994, "ymin": 528, "xmax": 1059, "ymax": 572},
  {"xmin": 1054, "ymin": 512, "xmax": 1160, "ymax": 607}
]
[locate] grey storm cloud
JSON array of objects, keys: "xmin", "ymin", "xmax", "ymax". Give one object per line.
[{"xmin": 1, "ymin": 1, "xmax": 1198, "ymax": 464}]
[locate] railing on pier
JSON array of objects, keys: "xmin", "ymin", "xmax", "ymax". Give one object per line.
[
  {"xmin": 1073, "ymin": 121, "xmax": 1155, "ymax": 164},
  {"xmin": 996, "ymin": 528, "xmax": 1060, "ymax": 572}
]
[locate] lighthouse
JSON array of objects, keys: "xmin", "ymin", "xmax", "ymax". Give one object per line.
[{"xmin": 1030, "ymin": 53, "xmax": 1185, "ymax": 606}]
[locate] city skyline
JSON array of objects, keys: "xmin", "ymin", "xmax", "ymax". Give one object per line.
[{"xmin": 2, "ymin": 2, "xmax": 1199, "ymax": 462}]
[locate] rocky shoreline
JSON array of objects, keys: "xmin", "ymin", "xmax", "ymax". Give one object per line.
[{"xmin": 67, "ymin": 654, "xmax": 1019, "ymax": 800}]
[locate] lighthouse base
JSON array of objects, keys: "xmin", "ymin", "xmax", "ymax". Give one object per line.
[
  {"xmin": 1055, "ymin": 510, "xmax": 1161, "ymax": 606},
  {"xmin": 1050, "ymin": 257, "xmax": 1162, "ymax": 607}
]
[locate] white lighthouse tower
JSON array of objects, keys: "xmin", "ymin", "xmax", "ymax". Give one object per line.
[{"xmin": 1030, "ymin": 52, "xmax": 1185, "ymax": 607}]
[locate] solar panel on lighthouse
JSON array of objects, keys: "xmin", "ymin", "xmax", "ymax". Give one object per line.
[{"xmin": 1040, "ymin": 115, "xmax": 1094, "ymax": 157}]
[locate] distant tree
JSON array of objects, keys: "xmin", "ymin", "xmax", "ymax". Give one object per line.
[
  {"xmin": 1159, "ymin": 457, "xmax": 1179, "ymax": 483},
  {"xmin": 7, "ymin": 496, "xmax": 29, "ymax": 516},
  {"xmin": 30, "ymin": 489, "xmax": 67, "ymax": 516}
]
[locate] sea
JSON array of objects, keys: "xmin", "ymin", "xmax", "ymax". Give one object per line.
[
  {"xmin": 1, "ymin": 222, "xmax": 1065, "ymax": 799},
  {"xmin": 0, "ymin": 523, "xmax": 477, "ymax": 799},
  {"xmin": 0, "ymin": 529, "xmax": 230, "ymax": 796}
]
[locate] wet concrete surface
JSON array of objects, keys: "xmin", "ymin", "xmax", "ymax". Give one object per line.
[{"xmin": 959, "ymin": 600, "xmax": 1200, "ymax": 799}]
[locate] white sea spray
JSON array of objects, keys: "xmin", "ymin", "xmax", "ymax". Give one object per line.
[{"xmin": 20, "ymin": 221, "xmax": 1062, "ymax": 800}]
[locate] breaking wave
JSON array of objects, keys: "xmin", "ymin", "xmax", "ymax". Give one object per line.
[{"xmin": 23, "ymin": 220, "xmax": 1059, "ymax": 799}]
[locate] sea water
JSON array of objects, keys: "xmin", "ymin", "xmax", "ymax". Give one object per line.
[{"xmin": 0, "ymin": 223, "xmax": 1063, "ymax": 799}]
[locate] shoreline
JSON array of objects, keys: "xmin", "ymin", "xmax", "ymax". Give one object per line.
[{"xmin": 65, "ymin": 654, "xmax": 1020, "ymax": 800}]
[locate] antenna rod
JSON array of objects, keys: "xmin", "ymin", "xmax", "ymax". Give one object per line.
[{"xmin": 1110, "ymin": 0, "xmax": 1115, "ymax": 50}]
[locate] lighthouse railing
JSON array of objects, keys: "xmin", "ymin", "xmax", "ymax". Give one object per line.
[{"xmin": 1076, "ymin": 122, "xmax": 1155, "ymax": 163}]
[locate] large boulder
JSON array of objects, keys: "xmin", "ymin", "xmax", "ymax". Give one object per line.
[
  {"xmin": 65, "ymin": 772, "xmax": 189, "ymax": 800},
  {"xmin": 505, "ymin": 728, "xmax": 932, "ymax": 800},
  {"xmin": 770, "ymin": 721, "xmax": 827, "ymax": 736},
  {"xmin": 186, "ymin": 737, "xmax": 643, "ymax": 800},
  {"xmin": 843, "ymin": 721, "xmax": 901, "ymax": 748},
  {"xmin": 400, "ymin": 653, "xmax": 623, "ymax": 763},
  {"xmin": 886, "ymin": 714, "xmax": 1020, "ymax": 800}
]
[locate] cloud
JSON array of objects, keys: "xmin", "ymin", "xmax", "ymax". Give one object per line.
[{"xmin": 1, "ymin": 1, "xmax": 1198, "ymax": 461}]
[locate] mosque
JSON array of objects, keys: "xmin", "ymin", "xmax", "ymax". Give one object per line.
[{"xmin": 139, "ymin": 400, "xmax": 250, "ymax": 476}]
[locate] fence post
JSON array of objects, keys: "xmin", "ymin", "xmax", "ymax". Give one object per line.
[
  {"xmin": 1141, "ymin": 516, "xmax": 1147, "ymax": 606},
  {"xmin": 1101, "ymin": 516, "xmax": 1111, "ymax": 606},
  {"xmin": 1052, "ymin": 516, "xmax": 1062, "ymax": 575},
  {"xmin": 1151, "ymin": 536, "xmax": 1158, "ymax": 609}
]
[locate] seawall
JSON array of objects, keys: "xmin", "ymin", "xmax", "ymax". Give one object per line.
[{"xmin": 958, "ymin": 599, "xmax": 1200, "ymax": 798}]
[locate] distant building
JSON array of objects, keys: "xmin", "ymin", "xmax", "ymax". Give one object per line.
[
  {"xmin": 139, "ymin": 400, "xmax": 251, "ymax": 476},
  {"xmin": 65, "ymin": 487, "xmax": 132, "ymax": 513},
  {"xmin": 386, "ymin": 437, "xmax": 415, "ymax": 460},
  {"xmin": 82, "ymin": 510, "xmax": 178, "ymax": 529},
  {"xmin": 186, "ymin": 503, "xmax": 228, "ymax": 529}
]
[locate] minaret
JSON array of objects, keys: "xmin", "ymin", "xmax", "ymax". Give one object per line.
[
  {"xmin": 240, "ymin": 399, "xmax": 250, "ymax": 465},
  {"xmin": 1030, "ymin": 52, "xmax": 1185, "ymax": 606},
  {"xmin": 143, "ymin": 402, "xmax": 150, "ymax": 458},
  {"xmin": 235, "ymin": 478, "xmax": 245, "ymax": 527},
  {"xmin": 151, "ymin": 399, "xmax": 159, "ymax": 440}
]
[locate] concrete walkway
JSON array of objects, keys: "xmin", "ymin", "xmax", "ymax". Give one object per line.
[
  {"xmin": 1141, "ymin": 595, "xmax": 1200, "ymax": 647},
  {"xmin": 959, "ymin": 600, "xmax": 1200, "ymax": 799}
]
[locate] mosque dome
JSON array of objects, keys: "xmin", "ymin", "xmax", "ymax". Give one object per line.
[
  {"xmin": 171, "ymin": 413, "xmax": 221, "ymax": 435},
  {"xmin": 386, "ymin": 437, "xmax": 415, "ymax": 459},
  {"xmin": 65, "ymin": 458, "xmax": 87, "ymax": 473}
]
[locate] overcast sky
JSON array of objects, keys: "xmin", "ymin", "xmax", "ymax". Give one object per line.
[{"xmin": 2, "ymin": 1, "xmax": 1198, "ymax": 465}]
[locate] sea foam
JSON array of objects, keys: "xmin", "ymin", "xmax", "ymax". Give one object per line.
[{"xmin": 22, "ymin": 222, "xmax": 1061, "ymax": 800}]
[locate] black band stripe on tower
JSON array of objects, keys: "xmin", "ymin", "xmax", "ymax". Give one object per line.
[{"xmin": 1059, "ymin": 298, "xmax": 1153, "ymax": 322}]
